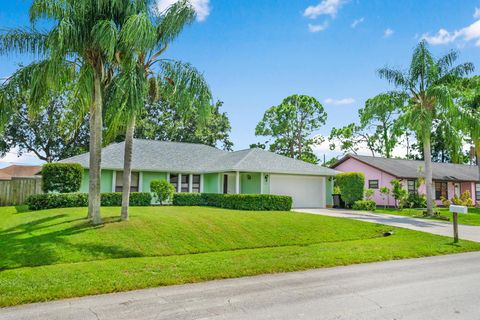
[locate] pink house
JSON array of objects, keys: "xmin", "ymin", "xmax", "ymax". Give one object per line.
[{"xmin": 331, "ymin": 154, "xmax": 480, "ymax": 207}]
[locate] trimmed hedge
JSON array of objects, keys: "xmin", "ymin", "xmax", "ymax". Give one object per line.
[
  {"xmin": 173, "ymin": 193, "xmax": 293, "ymax": 211},
  {"xmin": 26, "ymin": 192, "xmax": 152, "ymax": 210},
  {"xmin": 335, "ymin": 172, "xmax": 365, "ymax": 206},
  {"xmin": 41, "ymin": 163, "xmax": 84, "ymax": 193},
  {"xmin": 352, "ymin": 200, "xmax": 376, "ymax": 211}
]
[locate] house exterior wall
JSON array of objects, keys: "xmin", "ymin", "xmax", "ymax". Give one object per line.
[
  {"xmin": 326, "ymin": 177, "xmax": 334, "ymax": 207},
  {"xmin": 80, "ymin": 169, "xmax": 113, "ymax": 193},
  {"xmin": 334, "ymin": 157, "xmax": 397, "ymax": 206},
  {"xmin": 141, "ymin": 172, "xmax": 167, "ymax": 192},
  {"xmin": 203, "ymin": 173, "xmax": 220, "ymax": 193}
]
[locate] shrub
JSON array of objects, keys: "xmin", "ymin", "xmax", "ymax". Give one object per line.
[
  {"xmin": 401, "ymin": 193, "xmax": 427, "ymax": 209},
  {"xmin": 335, "ymin": 172, "xmax": 365, "ymax": 206},
  {"xmin": 390, "ymin": 179, "xmax": 408, "ymax": 208},
  {"xmin": 441, "ymin": 196, "xmax": 451, "ymax": 207},
  {"xmin": 364, "ymin": 189, "xmax": 375, "ymax": 201},
  {"xmin": 41, "ymin": 163, "xmax": 83, "ymax": 193},
  {"xmin": 173, "ymin": 193, "xmax": 292, "ymax": 211},
  {"xmin": 451, "ymin": 191, "xmax": 474, "ymax": 207},
  {"xmin": 172, "ymin": 193, "xmax": 204, "ymax": 206},
  {"xmin": 150, "ymin": 180, "xmax": 175, "ymax": 205},
  {"xmin": 27, "ymin": 192, "xmax": 152, "ymax": 210},
  {"xmin": 352, "ymin": 200, "xmax": 376, "ymax": 211}
]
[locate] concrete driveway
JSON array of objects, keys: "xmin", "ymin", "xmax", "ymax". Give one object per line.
[
  {"xmin": 2, "ymin": 252, "xmax": 480, "ymax": 320},
  {"xmin": 294, "ymin": 208, "xmax": 480, "ymax": 242}
]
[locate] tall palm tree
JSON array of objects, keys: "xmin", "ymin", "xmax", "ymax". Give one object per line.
[
  {"xmin": 106, "ymin": 0, "xmax": 212, "ymax": 220},
  {"xmin": 0, "ymin": 0, "xmax": 140, "ymax": 224},
  {"xmin": 458, "ymin": 76, "xmax": 480, "ymax": 182},
  {"xmin": 378, "ymin": 41, "xmax": 474, "ymax": 215}
]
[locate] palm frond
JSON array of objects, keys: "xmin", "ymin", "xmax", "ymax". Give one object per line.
[
  {"xmin": 30, "ymin": 0, "xmax": 69, "ymax": 23},
  {"xmin": 91, "ymin": 20, "xmax": 118, "ymax": 61},
  {"xmin": 377, "ymin": 67, "xmax": 409, "ymax": 88},
  {"xmin": 0, "ymin": 28, "xmax": 48, "ymax": 56},
  {"xmin": 155, "ymin": 0, "xmax": 195, "ymax": 47}
]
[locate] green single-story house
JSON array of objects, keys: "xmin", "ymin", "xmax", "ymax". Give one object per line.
[{"xmin": 61, "ymin": 139, "xmax": 337, "ymax": 208}]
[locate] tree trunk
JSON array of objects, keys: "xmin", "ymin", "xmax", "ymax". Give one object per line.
[
  {"xmin": 88, "ymin": 72, "xmax": 103, "ymax": 225},
  {"xmin": 121, "ymin": 115, "xmax": 136, "ymax": 221},
  {"xmin": 423, "ymin": 130, "xmax": 434, "ymax": 216}
]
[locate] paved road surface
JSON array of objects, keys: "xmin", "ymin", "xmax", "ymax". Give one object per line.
[
  {"xmin": 295, "ymin": 208, "xmax": 480, "ymax": 242},
  {"xmin": 2, "ymin": 252, "xmax": 480, "ymax": 320}
]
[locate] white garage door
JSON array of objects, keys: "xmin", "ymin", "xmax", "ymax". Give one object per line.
[{"xmin": 269, "ymin": 174, "xmax": 325, "ymax": 208}]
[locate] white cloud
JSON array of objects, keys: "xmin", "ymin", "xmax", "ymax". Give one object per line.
[
  {"xmin": 308, "ymin": 21, "xmax": 329, "ymax": 33},
  {"xmin": 383, "ymin": 28, "xmax": 394, "ymax": 38},
  {"xmin": 156, "ymin": 0, "xmax": 210, "ymax": 22},
  {"xmin": 304, "ymin": 0, "xmax": 346, "ymax": 19},
  {"xmin": 351, "ymin": 17, "xmax": 364, "ymax": 28},
  {"xmin": 324, "ymin": 97, "xmax": 355, "ymax": 105},
  {"xmin": 422, "ymin": 19, "xmax": 480, "ymax": 47},
  {"xmin": 474, "ymin": 7, "xmax": 480, "ymax": 19}
]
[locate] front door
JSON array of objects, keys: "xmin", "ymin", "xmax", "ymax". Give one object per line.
[{"xmin": 223, "ymin": 175, "xmax": 228, "ymax": 194}]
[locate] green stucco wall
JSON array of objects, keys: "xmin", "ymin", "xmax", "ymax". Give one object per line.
[
  {"xmin": 203, "ymin": 173, "xmax": 220, "ymax": 193},
  {"xmin": 141, "ymin": 172, "xmax": 167, "ymax": 192},
  {"xmin": 326, "ymin": 177, "xmax": 334, "ymax": 206},
  {"xmin": 240, "ymin": 173, "xmax": 261, "ymax": 194},
  {"xmin": 80, "ymin": 169, "xmax": 113, "ymax": 193}
]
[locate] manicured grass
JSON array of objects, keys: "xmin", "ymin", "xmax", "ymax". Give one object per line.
[
  {"xmin": 1, "ymin": 205, "xmax": 480, "ymax": 307},
  {"xmin": 373, "ymin": 207, "xmax": 480, "ymax": 226}
]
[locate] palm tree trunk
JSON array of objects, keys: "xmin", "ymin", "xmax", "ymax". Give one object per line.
[
  {"xmin": 88, "ymin": 72, "xmax": 103, "ymax": 225},
  {"xmin": 423, "ymin": 131, "xmax": 434, "ymax": 216},
  {"xmin": 121, "ymin": 115, "xmax": 136, "ymax": 221}
]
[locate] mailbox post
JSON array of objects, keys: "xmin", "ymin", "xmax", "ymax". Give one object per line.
[{"xmin": 449, "ymin": 205, "xmax": 468, "ymax": 243}]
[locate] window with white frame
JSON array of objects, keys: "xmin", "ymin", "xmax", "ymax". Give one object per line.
[
  {"xmin": 476, "ymin": 183, "xmax": 480, "ymax": 202},
  {"xmin": 192, "ymin": 175, "xmax": 201, "ymax": 193}
]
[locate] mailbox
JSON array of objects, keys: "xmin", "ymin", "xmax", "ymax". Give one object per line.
[{"xmin": 450, "ymin": 205, "xmax": 468, "ymax": 214}]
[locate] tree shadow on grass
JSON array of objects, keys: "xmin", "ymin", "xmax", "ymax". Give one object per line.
[{"xmin": 0, "ymin": 214, "xmax": 143, "ymax": 271}]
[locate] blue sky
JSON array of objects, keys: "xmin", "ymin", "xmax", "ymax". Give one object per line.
[{"xmin": 1, "ymin": 0, "xmax": 480, "ymax": 166}]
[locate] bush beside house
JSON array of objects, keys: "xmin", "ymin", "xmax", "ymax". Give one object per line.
[
  {"xmin": 173, "ymin": 193, "xmax": 293, "ymax": 211},
  {"xmin": 335, "ymin": 172, "xmax": 365, "ymax": 207},
  {"xmin": 150, "ymin": 180, "xmax": 175, "ymax": 205},
  {"xmin": 27, "ymin": 192, "xmax": 152, "ymax": 210},
  {"xmin": 41, "ymin": 163, "xmax": 83, "ymax": 193}
]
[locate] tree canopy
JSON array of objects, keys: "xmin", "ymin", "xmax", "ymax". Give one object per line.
[{"xmin": 255, "ymin": 94, "xmax": 327, "ymax": 164}]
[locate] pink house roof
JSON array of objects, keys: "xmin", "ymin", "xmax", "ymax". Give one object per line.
[{"xmin": 331, "ymin": 154, "xmax": 479, "ymax": 182}]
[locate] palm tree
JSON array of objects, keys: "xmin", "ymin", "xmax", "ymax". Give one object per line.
[
  {"xmin": 0, "ymin": 0, "xmax": 140, "ymax": 224},
  {"xmin": 458, "ymin": 76, "xmax": 480, "ymax": 182},
  {"xmin": 106, "ymin": 0, "xmax": 212, "ymax": 220},
  {"xmin": 378, "ymin": 41, "xmax": 474, "ymax": 215}
]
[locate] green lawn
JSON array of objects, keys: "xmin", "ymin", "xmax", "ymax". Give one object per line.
[
  {"xmin": 373, "ymin": 207, "xmax": 480, "ymax": 226},
  {"xmin": 1, "ymin": 205, "xmax": 480, "ymax": 307}
]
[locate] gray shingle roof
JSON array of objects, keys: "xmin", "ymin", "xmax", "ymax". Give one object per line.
[
  {"xmin": 61, "ymin": 139, "xmax": 337, "ymax": 176},
  {"xmin": 333, "ymin": 154, "xmax": 479, "ymax": 182}
]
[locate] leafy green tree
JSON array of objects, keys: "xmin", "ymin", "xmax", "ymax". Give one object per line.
[
  {"xmin": 378, "ymin": 41, "xmax": 473, "ymax": 215},
  {"xmin": 0, "ymin": 86, "xmax": 89, "ymax": 162},
  {"xmin": 329, "ymin": 92, "xmax": 405, "ymax": 158},
  {"xmin": 150, "ymin": 180, "xmax": 175, "ymax": 205},
  {"xmin": 0, "ymin": 0, "xmax": 142, "ymax": 224},
  {"xmin": 105, "ymin": 0, "xmax": 212, "ymax": 220},
  {"xmin": 329, "ymin": 123, "xmax": 377, "ymax": 156},
  {"xmin": 255, "ymin": 94, "xmax": 327, "ymax": 164},
  {"xmin": 457, "ymin": 76, "xmax": 480, "ymax": 179},
  {"xmin": 335, "ymin": 172, "xmax": 365, "ymax": 207},
  {"xmin": 133, "ymin": 100, "xmax": 232, "ymax": 150},
  {"xmin": 379, "ymin": 186, "xmax": 390, "ymax": 209}
]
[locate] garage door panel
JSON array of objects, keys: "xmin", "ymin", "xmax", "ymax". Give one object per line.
[{"xmin": 270, "ymin": 174, "xmax": 324, "ymax": 208}]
